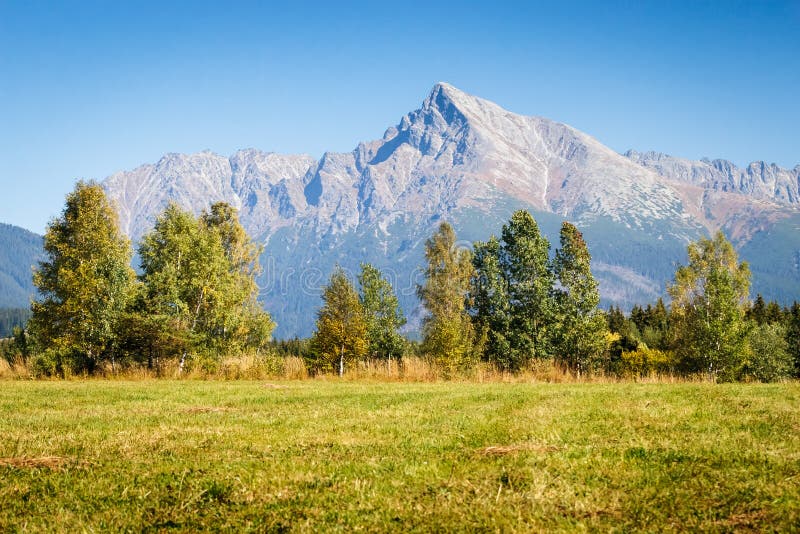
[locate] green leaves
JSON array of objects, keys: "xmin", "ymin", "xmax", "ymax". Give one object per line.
[
  {"xmin": 668, "ymin": 231, "xmax": 751, "ymax": 381},
  {"xmin": 470, "ymin": 211, "xmax": 557, "ymax": 370},
  {"xmin": 470, "ymin": 214, "xmax": 606, "ymax": 373},
  {"xmin": 358, "ymin": 262, "xmax": 406, "ymax": 361},
  {"xmin": 418, "ymin": 222, "xmax": 476, "ymax": 376},
  {"xmin": 138, "ymin": 202, "xmax": 274, "ymax": 361},
  {"xmin": 501, "ymin": 210, "xmax": 555, "ymax": 365},
  {"xmin": 471, "ymin": 236, "xmax": 511, "ymax": 368},
  {"xmin": 551, "ymin": 222, "xmax": 607, "ymax": 373},
  {"xmin": 310, "ymin": 267, "xmax": 368, "ymax": 375},
  {"xmin": 29, "ymin": 181, "xmax": 136, "ymax": 373}
]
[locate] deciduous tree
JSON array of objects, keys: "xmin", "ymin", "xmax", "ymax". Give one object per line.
[
  {"xmin": 310, "ymin": 267, "xmax": 368, "ymax": 376},
  {"xmin": 500, "ymin": 210, "xmax": 554, "ymax": 365},
  {"xmin": 668, "ymin": 231, "xmax": 750, "ymax": 381},
  {"xmin": 138, "ymin": 203, "xmax": 273, "ymax": 367},
  {"xmin": 418, "ymin": 222, "xmax": 475, "ymax": 376},
  {"xmin": 29, "ymin": 181, "xmax": 136, "ymax": 374},
  {"xmin": 470, "ymin": 236, "xmax": 511, "ymax": 368}
]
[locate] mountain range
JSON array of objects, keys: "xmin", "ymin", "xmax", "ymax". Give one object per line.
[{"xmin": 3, "ymin": 83, "xmax": 799, "ymax": 337}]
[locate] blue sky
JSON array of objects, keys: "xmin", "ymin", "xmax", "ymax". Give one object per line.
[{"xmin": 1, "ymin": 0, "xmax": 798, "ymax": 233}]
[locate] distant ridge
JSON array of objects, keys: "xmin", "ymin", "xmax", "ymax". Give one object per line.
[
  {"xmin": 0, "ymin": 223, "xmax": 43, "ymax": 309},
  {"xmin": 88, "ymin": 83, "xmax": 800, "ymax": 336}
]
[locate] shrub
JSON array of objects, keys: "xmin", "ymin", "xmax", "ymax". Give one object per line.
[
  {"xmin": 743, "ymin": 323, "xmax": 793, "ymax": 382},
  {"xmin": 618, "ymin": 345, "xmax": 677, "ymax": 377}
]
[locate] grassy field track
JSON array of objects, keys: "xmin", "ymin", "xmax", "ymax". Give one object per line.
[{"xmin": 1, "ymin": 380, "xmax": 799, "ymax": 532}]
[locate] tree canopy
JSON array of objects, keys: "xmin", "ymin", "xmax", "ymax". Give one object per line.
[
  {"xmin": 310, "ymin": 266, "xmax": 368, "ymax": 376},
  {"xmin": 29, "ymin": 181, "xmax": 136, "ymax": 374},
  {"xmin": 358, "ymin": 262, "xmax": 406, "ymax": 362},
  {"xmin": 668, "ymin": 231, "xmax": 751, "ymax": 381},
  {"xmin": 418, "ymin": 222, "xmax": 475, "ymax": 376}
]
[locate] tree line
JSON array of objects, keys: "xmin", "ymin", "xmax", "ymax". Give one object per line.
[
  {"xmin": 307, "ymin": 211, "xmax": 800, "ymax": 382},
  {"xmin": 0, "ymin": 308, "xmax": 30, "ymax": 338},
  {"xmin": 7, "ymin": 181, "xmax": 800, "ymax": 381},
  {"xmin": 12, "ymin": 182, "xmax": 274, "ymax": 376}
]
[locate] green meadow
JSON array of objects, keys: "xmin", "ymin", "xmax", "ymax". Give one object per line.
[{"xmin": 1, "ymin": 380, "xmax": 798, "ymax": 532}]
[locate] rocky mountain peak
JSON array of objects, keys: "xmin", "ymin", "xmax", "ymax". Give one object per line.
[{"xmin": 99, "ymin": 84, "xmax": 800, "ymax": 337}]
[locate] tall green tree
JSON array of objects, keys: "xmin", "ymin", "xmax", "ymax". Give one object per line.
[
  {"xmin": 418, "ymin": 222, "xmax": 475, "ymax": 376},
  {"xmin": 201, "ymin": 202, "xmax": 274, "ymax": 354},
  {"xmin": 551, "ymin": 221, "xmax": 607, "ymax": 372},
  {"xmin": 358, "ymin": 263, "xmax": 406, "ymax": 362},
  {"xmin": 29, "ymin": 181, "xmax": 136, "ymax": 374},
  {"xmin": 668, "ymin": 231, "xmax": 751, "ymax": 381},
  {"xmin": 470, "ymin": 236, "xmax": 511, "ymax": 368},
  {"xmin": 310, "ymin": 267, "xmax": 368, "ymax": 376},
  {"xmin": 500, "ymin": 210, "xmax": 554, "ymax": 365},
  {"xmin": 138, "ymin": 203, "xmax": 273, "ymax": 366}
]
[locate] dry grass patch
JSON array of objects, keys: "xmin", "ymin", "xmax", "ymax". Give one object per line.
[
  {"xmin": 0, "ymin": 456, "xmax": 84, "ymax": 470},
  {"xmin": 182, "ymin": 406, "xmax": 233, "ymax": 414},
  {"xmin": 479, "ymin": 444, "xmax": 562, "ymax": 455}
]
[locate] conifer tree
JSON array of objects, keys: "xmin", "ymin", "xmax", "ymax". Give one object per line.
[
  {"xmin": 651, "ymin": 298, "xmax": 669, "ymax": 332},
  {"xmin": 358, "ymin": 263, "xmax": 406, "ymax": 363},
  {"xmin": 310, "ymin": 267, "xmax": 368, "ymax": 376},
  {"xmin": 418, "ymin": 222, "xmax": 475, "ymax": 376},
  {"xmin": 29, "ymin": 181, "xmax": 136, "ymax": 374},
  {"xmin": 605, "ymin": 306, "xmax": 626, "ymax": 334},
  {"xmin": 787, "ymin": 302, "xmax": 800, "ymax": 377},
  {"xmin": 764, "ymin": 300, "xmax": 785, "ymax": 325},
  {"xmin": 500, "ymin": 210, "xmax": 554, "ymax": 365},
  {"xmin": 668, "ymin": 231, "xmax": 751, "ymax": 381},
  {"xmin": 470, "ymin": 236, "xmax": 511, "ymax": 368},
  {"xmin": 748, "ymin": 294, "xmax": 767, "ymax": 325},
  {"xmin": 551, "ymin": 221, "xmax": 607, "ymax": 372}
]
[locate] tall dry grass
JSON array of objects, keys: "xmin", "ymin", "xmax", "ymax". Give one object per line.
[
  {"xmin": 0, "ymin": 351, "xmax": 709, "ymax": 383},
  {"xmin": 0, "ymin": 356, "xmax": 31, "ymax": 380}
]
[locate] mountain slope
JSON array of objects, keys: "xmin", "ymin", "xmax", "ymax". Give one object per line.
[
  {"xmin": 102, "ymin": 83, "xmax": 800, "ymax": 337},
  {"xmin": 0, "ymin": 223, "xmax": 43, "ymax": 308},
  {"xmin": 626, "ymin": 150, "xmax": 800, "ymax": 206}
]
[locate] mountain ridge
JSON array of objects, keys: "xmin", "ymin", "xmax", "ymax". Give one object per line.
[{"xmin": 90, "ymin": 83, "xmax": 800, "ymax": 336}]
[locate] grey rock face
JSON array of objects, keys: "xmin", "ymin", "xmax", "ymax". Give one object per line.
[
  {"xmin": 100, "ymin": 83, "xmax": 800, "ymax": 337},
  {"xmin": 625, "ymin": 150, "xmax": 800, "ymax": 206}
]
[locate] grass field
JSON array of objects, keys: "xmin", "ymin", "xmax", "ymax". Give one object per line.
[{"xmin": 1, "ymin": 380, "xmax": 798, "ymax": 532}]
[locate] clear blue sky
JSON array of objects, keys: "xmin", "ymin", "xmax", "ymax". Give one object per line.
[{"xmin": 1, "ymin": 0, "xmax": 798, "ymax": 233}]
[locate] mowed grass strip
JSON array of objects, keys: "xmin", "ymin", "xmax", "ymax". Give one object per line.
[{"xmin": 0, "ymin": 381, "xmax": 798, "ymax": 532}]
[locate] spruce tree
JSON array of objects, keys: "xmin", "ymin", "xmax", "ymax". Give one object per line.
[
  {"xmin": 418, "ymin": 222, "xmax": 475, "ymax": 376},
  {"xmin": 551, "ymin": 221, "xmax": 607, "ymax": 372},
  {"xmin": 500, "ymin": 210, "xmax": 554, "ymax": 365},
  {"xmin": 764, "ymin": 300, "xmax": 785, "ymax": 325},
  {"xmin": 605, "ymin": 306, "xmax": 626, "ymax": 334},
  {"xmin": 470, "ymin": 236, "xmax": 511, "ymax": 368},
  {"xmin": 29, "ymin": 181, "xmax": 136, "ymax": 374},
  {"xmin": 748, "ymin": 294, "xmax": 767, "ymax": 325},
  {"xmin": 358, "ymin": 262, "xmax": 406, "ymax": 362}
]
